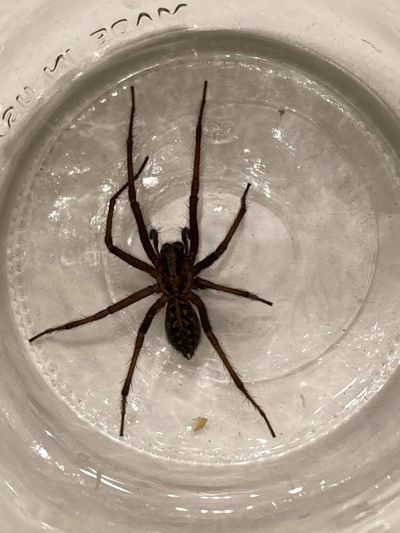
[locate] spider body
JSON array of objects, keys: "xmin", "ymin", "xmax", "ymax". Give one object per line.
[
  {"xmin": 157, "ymin": 240, "xmax": 201, "ymax": 358},
  {"xmin": 165, "ymin": 299, "xmax": 201, "ymax": 359},
  {"xmin": 29, "ymin": 81, "xmax": 277, "ymax": 439}
]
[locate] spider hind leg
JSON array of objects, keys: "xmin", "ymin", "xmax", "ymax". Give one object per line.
[{"xmin": 190, "ymin": 292, "xmax": 276, "ymax": 438}]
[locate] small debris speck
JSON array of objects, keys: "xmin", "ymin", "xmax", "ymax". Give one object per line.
[{"xmin": 191, "ymin": 416, "xmax": 208, "ymax": 432}]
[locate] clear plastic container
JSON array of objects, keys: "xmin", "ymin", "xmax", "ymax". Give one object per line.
[{"xmin": 1, "ymin": 1, "xmax": 400, "ymax": 531}]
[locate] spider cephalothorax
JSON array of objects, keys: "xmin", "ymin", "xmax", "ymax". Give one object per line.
[{"xmin": 29, "ymin": 81, "xmax": 276, "ymax": 438}]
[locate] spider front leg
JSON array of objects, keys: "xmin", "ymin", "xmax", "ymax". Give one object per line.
[
  {"xmin": 126, "ymin": 87, "xmax": 160, "ymax": 267},
  {"xmin": 105, "ymin": 156, "xmax": 155, "ymax": 275},
  {"xmin": 181, "ymin": 227, "xmax": 190, "ymax": 255},
  {"xmin": 190, "ymin": 292, "xmax": 276, "ymax": 438},
  {"xmin": 188, "ymin": 81, "xmax": 208, "ymax": 263},
  {"xmin": 194, "ymin": 183, "xmax": 251, "ymax": 275},
  {"xmin": 120, "ymin": 297, "xmax": 165, "ymax": 436}
]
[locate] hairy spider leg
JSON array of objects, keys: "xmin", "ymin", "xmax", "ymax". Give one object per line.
[
  {"xmin": 181, "ymin": 227, "xmax": 190, "ymax": 255},
  {"xmin": 188, "ymin": 80, "xmax": 208, "ymax": 263},
  {"xmin": 194, "ymin": 277, "xmax": 273, "ymax": 306},
  {"xmin": 105, "ymin": 156, "xmax": 155, "ymax": 275},
  {"xmin": 120, "ymin": 297, "xmax": 166, "ymax": 436},
  {"xmin": 149, "ymin": 228, "xmax": 160, "ymax": 256},
  {"xmin": 29, "ymin": 285, "xmax": 158, "ymax": 342},
  {"xmin": 194, "ymin": 183, "xmax": 251, "ymax": 275},
  {"xmin": 190, "ymin": 292, "xmax": 276, "ymax": 438},
  {"xmin": 126, "ymin": 87, "xmax": 160, "ymax": 266}
]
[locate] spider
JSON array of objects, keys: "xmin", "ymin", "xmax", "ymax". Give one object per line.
[{"xmin": 29, "ymin": 81, "xmax": 276, "ymax": 439}]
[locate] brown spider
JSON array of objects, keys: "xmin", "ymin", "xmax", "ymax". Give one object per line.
[{"xmin": 29, "ymin": 81, "xmax": 276, "ymax": 438}]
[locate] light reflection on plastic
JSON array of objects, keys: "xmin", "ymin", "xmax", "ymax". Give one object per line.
[
  {"xmin": 333, "ymin": 377, "xmax": 358, "ymax": 398},
  {"xmin": 100, "ymin": 477, "xmax": 131, "ymax": 494},
  {"xmin": 31, "ymin": 441, "xmax": 50, "ymax": 460},
  {"xmin": 143, "ymin": 176, "xmax": 159, "ymax": 188},
  {"xmin": 79, "ymin": 468, "xmax": 132, "ymax": 494},
  {"xmin": 72, "ymin": 71, "xmax": 83, "ymax": 81},
  {"xmin": 55, "ymin": 461, "xmax": 65, "ymax": 472},
  {"xmin": 271, "ymin": 127, "xmax": 295, "ymax": 152},
  {"xmin": 41, "ymin": 521, "xmax": 55, "ymax": 531},
  {"xmin": 288, "ymin": 486, "xmax": 303, "ymax": 495},
  {"xmin": 272, "ymin": 127, "xmax": 282, "ymax": 141},
  {"xmin": 4, "ymin": 480, "xmax": 17, "ymax": 495},
  {"xmin": 48, "ymin": 195, "xmax": 74, "ymax": 222},
  {"xmin": 200, "ymin": 495, "xmax": 232, "ymax": 500},
  {"xmin": 344, "ymin": 387, "xmax": 368, "ymax": 410},
  {"xmin": 67, "ymin": 166, "xmax": 90, "ymax": 176}
]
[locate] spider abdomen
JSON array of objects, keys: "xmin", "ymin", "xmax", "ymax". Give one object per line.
[{"xmin": 165, "ymin": 300, "xmax": 201, "ymax": 360}]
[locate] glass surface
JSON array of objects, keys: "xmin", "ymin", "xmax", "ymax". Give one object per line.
[{"xmin": 1, "ymin": 2, "xmax": 400, "ymax": 532}]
